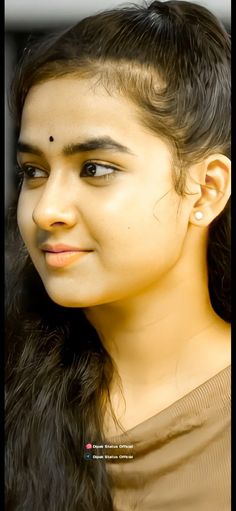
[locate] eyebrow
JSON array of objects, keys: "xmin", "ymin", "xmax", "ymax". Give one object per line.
[{"xmin": 17, "ymin": 136, "xmax": 135, "ymax": 157}]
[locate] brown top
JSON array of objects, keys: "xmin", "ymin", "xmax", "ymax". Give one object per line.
[{"xmin": 105, "ymin": 365, "xmax": 231, "ymax": 511}]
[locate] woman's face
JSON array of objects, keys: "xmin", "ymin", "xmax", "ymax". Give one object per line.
[{"xmin": 17, "ymin": 77, "xmax": 197, "ymax": 307}]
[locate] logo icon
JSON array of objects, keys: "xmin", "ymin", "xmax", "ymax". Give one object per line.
[
  {"xmin": 84, "ymin": 453, "xmax": 93, "ymax": 460},
  {"xmin": 85, "ymin": 443, "xmax": 93, "ymax": 449}
]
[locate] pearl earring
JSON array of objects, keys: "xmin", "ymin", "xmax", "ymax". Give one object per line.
[
  {"xmin": 209, "ymin": 188, "xmax": 217, "ymax": 197},
  {"xmin": 194, "ymin": 211, "xmax": 204, "ymax": 221}
]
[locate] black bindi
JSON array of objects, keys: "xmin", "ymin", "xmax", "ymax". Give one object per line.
[{"xmin": 49, "ymin": 136, "xmax": 54, "ymax": 142}]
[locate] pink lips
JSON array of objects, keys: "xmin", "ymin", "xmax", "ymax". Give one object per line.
[{"xmin": 41, "ymin": 244, "xmax": 92, "ymax": 268}]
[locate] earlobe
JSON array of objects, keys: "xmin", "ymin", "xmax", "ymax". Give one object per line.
[{"xmin": 190, "ymin": 154, "xmax": 231, "ymax": 227}]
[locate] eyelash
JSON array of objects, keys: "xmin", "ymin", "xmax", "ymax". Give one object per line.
[{"xmin": 15, "ymin": 161, "xmax": 120, "ymax": 183}]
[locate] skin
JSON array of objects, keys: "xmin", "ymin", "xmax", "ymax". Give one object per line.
[{"xmin": 17, "ymin": 77, "xmax": 231, "ymax": 435}]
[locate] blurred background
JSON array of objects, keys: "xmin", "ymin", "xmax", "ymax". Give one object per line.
[{"xmin": 5, "ymin": 0, "xmax": 231, "ymax": 211}]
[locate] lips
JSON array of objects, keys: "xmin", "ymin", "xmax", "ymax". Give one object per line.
[
  {"xmin": 40, "ymin": 244, "xmax": 93, "ymax": 268},
  {"xmin": 41, "ymin": 244, "xmax": 91, "ymax": 253}
]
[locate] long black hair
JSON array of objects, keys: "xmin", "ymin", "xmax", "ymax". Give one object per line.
[{"xmin": 5, "ymin": 1, "xmax": 231, "ymax": 510}]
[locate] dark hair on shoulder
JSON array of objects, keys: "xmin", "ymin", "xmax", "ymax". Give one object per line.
[{"xmin": 5, "ymin": 2, "xmax": 231, "ymax": 510}]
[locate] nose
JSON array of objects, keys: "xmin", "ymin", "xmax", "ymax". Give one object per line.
[{"xmin": 32, "ymin": 174, "xmax": 78, "ymax": 231}]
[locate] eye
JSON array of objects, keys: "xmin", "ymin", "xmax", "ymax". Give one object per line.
[
  {"xmin": 16, "ymin": 164, "xmax": 47, "ymax": 180},
  {"xmin": 80, "ymin": 162, "xmax": 119, "ymax": 181}
]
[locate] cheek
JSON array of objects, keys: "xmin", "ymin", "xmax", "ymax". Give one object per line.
[
  {"xmin": 89, "ymin": 196, "xmax": 145, "ymax": 246},
  {"xmin": 91, "ymin": 208, "xmax": 158, "ymax": 266},
  {"xmin": 91, "ymin": 187, "xmax": 179, "ymax": 245},
  {"xmin": 92, "ymin": 193, "xmax": 189, "ymax": 274}
]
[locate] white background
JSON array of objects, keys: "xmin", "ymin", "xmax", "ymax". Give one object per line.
[{"xmin": 5, "ymin": 0, "xmax": 231, "ymax": 27}]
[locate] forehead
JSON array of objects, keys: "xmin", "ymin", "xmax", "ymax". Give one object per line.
[
  {"xmin": 19, "ymin": 76, "xmax": 174, "ymax": 168},
  {"xmin": 19, "ymin": 77, "xmax": 171, "ymax": 158},
  {"xmin": 20, "ymin": 78, "xmax": 142, "ymax": 156},
  {"xmin": 20, "ymin": 77, "xmax": 151, "ymax": 155},
  {"xmin": 21, "ymin": 77, "xmax": 138, "ymax": 130}
]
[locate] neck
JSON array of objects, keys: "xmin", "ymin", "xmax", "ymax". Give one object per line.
[{"xmin": 84, "ymin": 253, "xmax": 219, "ymax": 388}]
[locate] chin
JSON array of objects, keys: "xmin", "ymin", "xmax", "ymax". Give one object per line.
[
  {"xmin": 51, "ymin": 297, "xmax": 85, "ymax": 308},
  {"xmin": 44, "ymin": 285, "xmax": 105, "ymax": 309},
  {"xmin": 47, "ymin": 291, "xmax": 90, "ymax": 308}
]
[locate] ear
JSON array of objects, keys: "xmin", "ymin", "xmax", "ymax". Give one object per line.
[{"xmin": 189, "ymin": 154, "xmax": 231, "ymax": 227}]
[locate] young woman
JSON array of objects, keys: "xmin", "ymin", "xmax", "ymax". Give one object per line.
[{"xmin": 5, "ymin": 1, "xmax": 231, "ymax": 510}]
